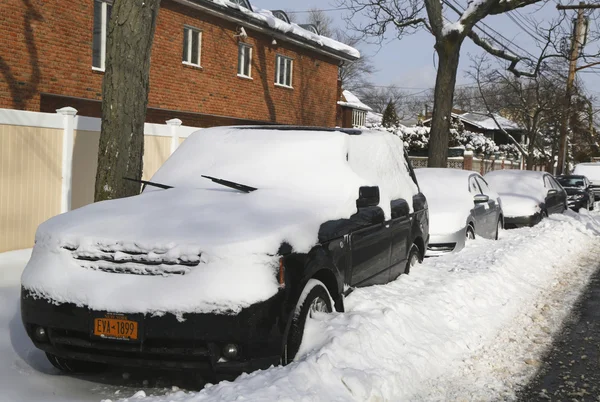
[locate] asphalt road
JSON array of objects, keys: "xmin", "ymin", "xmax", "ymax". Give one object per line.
[{"xmin": 516, "ymin": 266, "xmax": 600, "ymax": 402}]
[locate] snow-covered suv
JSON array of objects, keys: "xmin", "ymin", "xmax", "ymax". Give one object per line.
[{"xmin": 21, "ymin": 126, "xmax": 428, "ymax": 375}]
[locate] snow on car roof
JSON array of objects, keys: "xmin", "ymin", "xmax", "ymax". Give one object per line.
[{"xmin": 484, "ymin": 170, "xmax": 546, "ymax": 200}]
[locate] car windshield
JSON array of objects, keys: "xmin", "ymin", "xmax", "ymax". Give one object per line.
[{"xmin": 557, "ymin": 177, "xmax": 585, "ymax": 188}]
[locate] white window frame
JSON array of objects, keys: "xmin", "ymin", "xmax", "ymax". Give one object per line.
[
  {"xmin": 237, "ymin": 43, "xmax": 252, "ymax": 79},
  {"xmin": 92, "ymin": 0, "xmax": 112, "ymax": 71},
  {"xmin": 352, "ymin": 109, "xmax": 366, "ymax": 127},
  {"xmin": 182, "ymin": 26, "xmax": 202, "ymax": 67},
  {"xmin": 275, "ymin": 54, "xmax": 293, "ymax": 88}
]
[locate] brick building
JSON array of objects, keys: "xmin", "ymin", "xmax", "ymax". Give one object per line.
[{"xmin": 0, "ymin": 0, "xmax": 359, "ymax": 127}]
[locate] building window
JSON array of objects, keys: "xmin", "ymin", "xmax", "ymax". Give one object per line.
[
  {"xmin": 92, "ymin": 0, "xmax": 112, "ymax": 70},
  {"xmin": 183, "ymin": 27, "xmax": 202, "ymax": 67},
  {"xmin": 352, "ymin": 109, "xmax": 366, "ymax": 127},
  {"xmin": 275, "ymin": 55, "xmax": 293, "ymax": 87},
  {"xmin": 237, "ymin": 43, "xmax": 252, "ymax": 78}
]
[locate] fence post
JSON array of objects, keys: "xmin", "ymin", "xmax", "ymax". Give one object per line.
[
  {"xmin": 463, "ymin": 151, "xmax": 473, "ymax": 171},
  {"xmin": 57, "ymin": 106, "xmax": 77, "ymax": 213},
  {"xmin": 167, "ymin": 118, "xmax": 182, "ymax": 154}
]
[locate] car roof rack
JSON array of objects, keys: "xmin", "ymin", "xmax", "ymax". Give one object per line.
[{"xmin": 235, "ymin": 125, "xmax": 363, "ymax": 135}]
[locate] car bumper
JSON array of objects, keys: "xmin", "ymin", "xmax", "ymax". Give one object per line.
[
  {"xmin": 567, "ymin": 197, "xmax": 587, "ymax": 211},
  {"xmin": 21, "ymin": 288, "xmax": 285, "ymax": 373},
  {"xmin": 504, "ymin": 213, "xmax": 543, "ymax": 228},
  {"xmin": 426, "ymin": 229, "xmax": 465, "ymax": 256}
]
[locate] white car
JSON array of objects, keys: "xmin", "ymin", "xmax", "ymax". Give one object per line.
[
  {"xmin": 484, "ymin": 170, "xmax": 567, "ymax": 228},
  {"xmin": 572, "ymin": 163, "xmax": 600, "ymax": 201},
  {"xmin": 415, "ymin": 168, "xmax": 503, "ymax": 256}
]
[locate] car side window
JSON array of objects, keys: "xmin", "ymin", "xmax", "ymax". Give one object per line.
[
  {"xmin": 468, "ymin": 176, "xmax": 482, "ymax": 194},
  {"xmin": 549, "ymin": 176, "xmax": 563, "ymax": 190},
  {"xmin": 543, "ymin": 176, "xmax": 552, "ymax": 189},
  {"xmin": 475, "ymin": 176, "xmax": 491, "ymax": 194}
]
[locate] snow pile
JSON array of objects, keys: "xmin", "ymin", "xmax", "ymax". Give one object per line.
[
  {"xmin": 414, "ymin": 168, "xmax": 475, "ymax": 234},
  {"xmin": 485, "ymin": 170, "xmax": 546, "ymax": 217},
  {"xmin": 207, "ymin": 1, "xmax": 359, "ymax": 59},
  {"xmin": 21, "ymin": 128, "xmax": 417, "ymax": 315},
  {"xmin": 113, "ymin": 211, "xmax": 600, "ymax": 402},
  {"xmin": 573, "ymin": 162, "xmax": 600, "ymax": 183}
]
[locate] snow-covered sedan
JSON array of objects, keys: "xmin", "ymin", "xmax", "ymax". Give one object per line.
[
  {"xmin": 415, "ymin": 168, "xmax": 502, "ymax": 255},
  {"xmin": 484, "ymin": 170, "xmax": 567, "ymax": 228},
  {"xmin": 20, "ymin": 126, "xmax": 429, "ymax": 376}
]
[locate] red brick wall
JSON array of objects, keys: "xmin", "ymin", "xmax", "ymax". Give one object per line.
[{"xmin": 0, "ymin": 0, "xmax": 340, "ymax": 127}]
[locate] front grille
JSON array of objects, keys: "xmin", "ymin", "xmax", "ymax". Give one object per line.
[
  {"xmin": 49, "ymin": 328, "xmax": 212, "ymax": 361},
  {"xmin": 428, "ymin": 243, "xmax": 456, "ymax": 252},
  {"xmin": 62, "ymin": 245, "xmax": 201, "ymax": 276}
]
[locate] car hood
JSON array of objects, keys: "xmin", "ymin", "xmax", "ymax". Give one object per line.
[
  {"xmin": 426, "ymin": 197, "xmax": 472, "ymax": 235},
  {"xmin": 564, "ymin": 187, "xmax": 586, "ymax": 196},
  {"xmin": 498, "ymin": 193, "xmax": 541, "ymax": 218},
  {"xmin": 22, "ymin": 187, "xmax": 356, "ymax": 315}
]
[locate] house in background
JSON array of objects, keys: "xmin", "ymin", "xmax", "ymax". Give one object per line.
[
  {"xmin": 1, "ymin": 0, "xmax": 359, "ymax": 127},
  {"xmin": 424, "ymin": 112, "xmax": 526, "ymax": 146},
  {"xmin": 337, "ymin": 90, "xmax": 372, "ymax": 128}
]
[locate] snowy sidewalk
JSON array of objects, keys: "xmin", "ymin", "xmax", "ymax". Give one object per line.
[{"xmin": 2, "ymin": 210, "xmax": 600, "ymax": 402}]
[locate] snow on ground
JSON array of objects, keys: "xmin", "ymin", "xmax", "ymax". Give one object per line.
[{"xmin": 2, "ymin": 209, "xmax": 600, "ymax": 401}]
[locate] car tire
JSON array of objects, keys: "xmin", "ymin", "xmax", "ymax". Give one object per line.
[
  {"xmin": 283, "ymin": 279, "xmax": 332, "ymax": 365},
  {"xmin": 495, "ymin": 219, "xmax": 502, "ymax": 240},
  {"xmin": 46, "ymin": 353, "xmax": 106, "ymax": 373},
  {"xmin": 466, "ymin": 225, "xmax": 475, "ymax": 240},
  {"xmin": 405, "ymin": 244, "xmax": 421, "ymax": 275}
]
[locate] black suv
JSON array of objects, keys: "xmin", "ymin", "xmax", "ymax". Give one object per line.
[
  {"xmin": 21, "ymin": 126, "xmax": 428, "ymax": 376},
  {"xmin": 556, "ymin": 175, "xmax": 595, "ymax": 211}
]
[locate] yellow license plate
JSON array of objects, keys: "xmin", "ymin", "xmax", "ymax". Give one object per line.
[{"xmin": 93, "ymin": 315, "xmax": 138, "ymax": 340}]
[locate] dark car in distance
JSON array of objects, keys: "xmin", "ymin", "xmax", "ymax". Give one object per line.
[
  {"xmin": 21, "ymin": 126, "xmax": 429, "ymax": 377},
  {"xmin": 556, "ymin": 175, "xmax": 595, "ymax": 211}
]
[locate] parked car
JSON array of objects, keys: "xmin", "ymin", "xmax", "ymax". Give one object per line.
[
  {"xmin": 21, "ymin": 126, "xmax": 429, "ymax": 376},
  {"xmin": 572, "ymin": 163, "xmax": 600, "ymax": 201},
  {"xmin": 556, "ymin": 175, "xmax": 595, "ymax": 211},
  {"xmin": 415, "ymin": 168, "xmax": 502, "ymax": 255},
  {"xmin": 484, "ymin": 170, "xmax": 567, "ymax": 228}
]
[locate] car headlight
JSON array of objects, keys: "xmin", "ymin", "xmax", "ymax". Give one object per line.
[{"xmin": 572, "ymin": 194, "xmax": 585, "ymax": 200}]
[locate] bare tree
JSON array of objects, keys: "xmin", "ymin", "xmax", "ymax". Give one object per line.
[
  {"xmin": 339, "ymin": 0, "xmax": 554, "ymax": 167},
  {"xmin": 94, "ymin": 0, "xmax": 161, "ymax": 201},
  {"xmin": 301, "ymin": 8, "xmax": 376, "ymax": 91},
  {"xmin": 354, "ymin": 85, "xmax": 406, "ymax": 113}
]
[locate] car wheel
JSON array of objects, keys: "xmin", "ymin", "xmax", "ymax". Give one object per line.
[
  {"xmin": 466, "ymin": 225, "xmax": 475, "ymax": 241},
  {"xmin": 283, "ymin": 279, "xmax": 332, "ymax": 365},
  {"xmin": 495, "ymin": 219, "xmax": 502, "ymax": 240},
  {"xmin": 46, "ymin": 353, "xmax": 106, "ymax": 373},
  {"xmin": 405, "ymin": 244, "xmax": 421, "ymax": 275}
]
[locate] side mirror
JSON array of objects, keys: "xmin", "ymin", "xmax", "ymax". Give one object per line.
[
  {"xmin": 473, "ymin": 194, "xmax": 489, "ymax": 204},
  {"xmin": 357, "ymin": 186, "xmax": 380, "ymax": 208},
  {"xmin": 547, "ymin": 189, "xmax": 558, "ymax": 195}
]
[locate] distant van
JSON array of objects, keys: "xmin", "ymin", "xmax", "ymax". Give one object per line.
[{"xmin": 572, "ymin": 163, "xmax": 600, "ymax": 200}]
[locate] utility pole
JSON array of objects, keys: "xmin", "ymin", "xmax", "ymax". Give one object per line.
[{"xmin": 556, "ymin": 2, "xmax": 600, "ymax": 174}]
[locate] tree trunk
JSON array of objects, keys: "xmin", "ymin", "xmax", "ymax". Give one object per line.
[
  {"xmin": 94, "ymin": 0, "xmax": 161, "ymax": 202},
  {"xmin": 428, "ymin": 37, "xmax": 462, "ymax": 167},
  {"xmin": 526, "ymin": 130, "xmax": 537, "ymax": 170}
]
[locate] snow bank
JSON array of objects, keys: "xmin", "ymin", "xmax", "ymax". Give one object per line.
[
  {"xmin": 485, "ymin": 170, "xmax": 546, "ymax": 217},
  {"xmin": 414, "ymin": 168, "xmax": 474, "ymax": 234},
  {"xmin": 21, "ymin": 128, "xmax": 417, "ymax": 315},
  {"xmin": 115, "ymin": 211, "xmax": 600, "ymax": 402}
]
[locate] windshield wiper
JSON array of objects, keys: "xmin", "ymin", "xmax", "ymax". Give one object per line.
[
  {"xmin": 123, "ymin": 177, "xmax": 173, "ymax": 190},
  {"xmin": 201, "ymin": 175, "xmax": 257, "ymax": 193}
]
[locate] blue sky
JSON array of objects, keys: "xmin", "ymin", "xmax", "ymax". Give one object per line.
[{"xmin": 252, "ymin": 0, "xmax": 600, "ymax": 105}]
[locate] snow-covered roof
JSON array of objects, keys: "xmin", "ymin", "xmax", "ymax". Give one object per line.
[
  {"xmin": 338, "ymin": 90, "xmax": 373, "ymax": 111},
  {"xmin": 179, "ymin": 0, "xmax": 360, "ymax": 61},
  {"xmin": 459, "ymin": 112, "xmax": 521, "ymax": 131}
]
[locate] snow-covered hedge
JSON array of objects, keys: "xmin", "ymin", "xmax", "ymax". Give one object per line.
[{"xmin": 366, "ymin": 122, "xmax": 520, "ymax": 158}]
